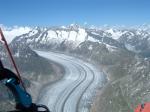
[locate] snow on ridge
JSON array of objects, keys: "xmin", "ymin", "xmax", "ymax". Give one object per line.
[
  {"xmin": 105, "ymin": 28, "xmax": 124, "ymax": 40},
  {"xmin": 105, "ymin": 44, "xmax": 117, "ymax": 52},
  {"xmin": 47, "ymin": 30, "xmax": 57, "ymax": 39},
  {"xmin": 59, "ymin": 30, "xmax": 69, "ymax": 39},
  {"xmin": 28, "ymin": 29, "xmax": 38, "ymax": 37},
  {"xmin": 91, "ymin": 32, "xmax": 99, "ymax": 35},
  {"xmin": 87, "ymin": 36, "xmax": 98, "ymax": 42},
  {"xmin": 68, "ymin": 31, "xmax": 77, "ymax": 41},
  {"xmin": 14, "ymin": 51, "xmax": 20, "ymax": 57},
  {"xmin": 76, "ymin": 28, "xmax": 87, "ymax": 42},
  {"xmin": 45, "ymin": 28, "xmax": 87, "ymax": 45},
  {"xmin": 46, "ymin": 30, "xmax": 63, "ymax": 44}
]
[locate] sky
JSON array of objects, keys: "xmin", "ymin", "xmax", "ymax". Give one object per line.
[{"xmin": 0, "ymin": 0, "xmax": 150, "ymax": 27}]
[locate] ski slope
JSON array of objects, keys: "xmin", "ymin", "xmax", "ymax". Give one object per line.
[{"xmin": 36, "ymin": 51, "xmax": 106, "ymax": 112}]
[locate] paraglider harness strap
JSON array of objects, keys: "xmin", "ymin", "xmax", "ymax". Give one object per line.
[{"xmin": 0, "ymin": 67, "xmax": 50, "ymax": 112}]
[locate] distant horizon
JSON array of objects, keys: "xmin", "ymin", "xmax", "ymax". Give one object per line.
[{"xmin": 1, "ymin": 23, "xmax": 150, "ymax": 29}]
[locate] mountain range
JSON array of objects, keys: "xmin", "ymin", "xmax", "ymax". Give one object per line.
[
  {"xmin": 1, "ymin": 24, "xmax": 150, "ymax": 112},
  {"xmin": 9, "ymin": 24, "xmax": 150, "ymax": 58}
]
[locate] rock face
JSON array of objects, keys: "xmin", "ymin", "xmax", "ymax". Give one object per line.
[
  {"xmin": 0, "ymin": 42, "xmax": 53, "ymax": 75},
  {"xmin": 1, "ymin": 24, "xmax": 150, "ymax": 112}
]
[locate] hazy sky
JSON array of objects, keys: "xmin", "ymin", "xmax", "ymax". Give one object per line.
[{"xmin": 0, "ymin": 0, "xmax": 150, "ymax": 26}]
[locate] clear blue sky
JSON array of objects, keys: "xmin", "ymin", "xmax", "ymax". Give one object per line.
[{"xmin": 0, "ymin": 0, "xmax": 150, "ymax": 26}]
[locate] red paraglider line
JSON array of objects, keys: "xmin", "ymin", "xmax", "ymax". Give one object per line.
[{"xmin": 0, "ymin": 28, "xmax": 26, "ymax": 91}]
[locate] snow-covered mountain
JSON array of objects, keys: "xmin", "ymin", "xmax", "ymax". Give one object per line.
[
  {"xmin": 11, "ymin": 24, "xmax": 150, "ymax": 57},
  {"xmin": 1, "ymin": 24, "xmax": 150, "ymax": 112}
]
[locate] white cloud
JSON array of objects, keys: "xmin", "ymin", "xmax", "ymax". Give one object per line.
[{"xmin": 0, "ymin": 24, "xmax": 32, "ymax": 43}]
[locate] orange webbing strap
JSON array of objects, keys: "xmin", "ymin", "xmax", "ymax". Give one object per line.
[
  {"xmin": 0, "ymin": 28, "xmax": 26, "ymax": 91},
  {"xmin": 134, "ymin": 103, "xmax": 150, "ymax": 112}
]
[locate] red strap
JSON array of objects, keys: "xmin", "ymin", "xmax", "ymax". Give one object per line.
[{"xmin": 140, "ymin": 104, "xmax": 145, "ymax": 112}]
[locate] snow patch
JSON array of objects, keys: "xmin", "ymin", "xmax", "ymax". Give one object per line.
[
  {"xmin": 91, "ymin": 32, "xmax": 99, "ymax": 35},
  {"xmin": 27, "ymin": 38, "xmax": 33, "ymax": 44},
  {"xmin": 105, "ymin": 29, "xmax": 123, "ymax": 40},
  {"xmin": 88, "ymin": 45, "xmax": 93, "ymax": 50},
  {"xmin": 28, "ymin": 30, "xmax": 38, "ymax": 37},
  {"xmin": 125, "ymin": 44, "xmax": 137, "ymax": 52},
  {"xmin": 105, "ymin": 44, "xmax": 117, "ymax": 52},
  {"xmin": 14, "ymin": 52, "xmax": 19, "ymax": 57}
]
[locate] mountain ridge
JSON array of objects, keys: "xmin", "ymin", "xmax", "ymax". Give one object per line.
[{"xmin": 10, "ymin": 25, "xmax": 150, "ymax": 58}]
